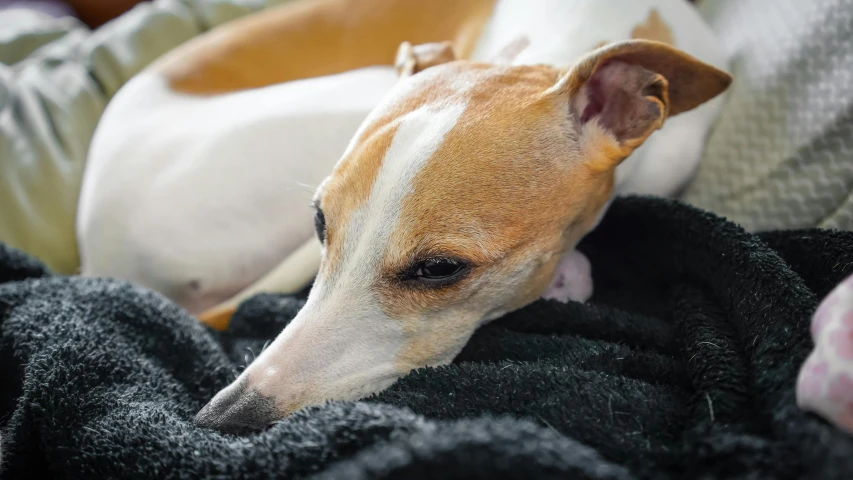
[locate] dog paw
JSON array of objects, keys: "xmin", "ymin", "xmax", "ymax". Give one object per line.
[
  {"xmin": 796, "ymin": 271, "xmax": 853, "ymax": 434},
  {"xmin": 542, "ymin": 250, "xmax": 593, "ymax": 303}
]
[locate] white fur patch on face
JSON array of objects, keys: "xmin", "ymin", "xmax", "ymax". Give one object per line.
[
  {"xmin": 237, "ymin": 100, "xmax": 470, "ymax": 410},
  {"xmin": 333, "ymin": 101, "xmax": 469, "ymax": 286}
]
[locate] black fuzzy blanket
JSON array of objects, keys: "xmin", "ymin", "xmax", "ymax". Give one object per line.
[{"xmin": 2, "ymin": 196, "xmax": 853, "ymax": 479}]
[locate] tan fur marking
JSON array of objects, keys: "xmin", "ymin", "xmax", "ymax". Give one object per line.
[
  {"xmin": 631, "ymin": 8, "xmax": 675, "ymax": 46},
  {"xmin": 158, "ymin": 0, "xmax": 495, "ymax": 95}
]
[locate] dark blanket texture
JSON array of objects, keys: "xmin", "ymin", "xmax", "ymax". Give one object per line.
[{"xmin": 2, "ymin": 196, "xmax": 853, "ymax": 479}]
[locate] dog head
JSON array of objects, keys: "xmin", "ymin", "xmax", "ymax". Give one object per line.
[{"xmin": 195, "ymin": 39, "xmax": 730, "ymax": 433}]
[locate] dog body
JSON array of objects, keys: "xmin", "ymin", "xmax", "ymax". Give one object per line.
[
  {"xmin": 77, "ymin": 63, "xmax": 398, "ymax": 314},
  {"xmin": 75, "ymin": 0, "xmax": 731, "ymax": 431}
]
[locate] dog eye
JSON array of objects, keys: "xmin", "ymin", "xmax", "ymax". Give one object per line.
[
  {"xmin": 412, "ymin": 257, "xmax": 466, "ymax": 281},
  {"xmin": 314, "ymin": 208, "xmax": 326, "ymax": 244}
]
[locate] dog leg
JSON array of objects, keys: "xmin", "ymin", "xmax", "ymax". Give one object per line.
[{"xmin": 542, "ymin": 249, "xmax": 593, "ymax": 303}]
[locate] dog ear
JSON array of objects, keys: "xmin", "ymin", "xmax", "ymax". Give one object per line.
[
  {"xmin": 549, "ymin": 39, "xmax": 731, "ymax": 172},
  {"xmin": 395, "ymin": 41, "xmax": 457, "ymax": 77}
]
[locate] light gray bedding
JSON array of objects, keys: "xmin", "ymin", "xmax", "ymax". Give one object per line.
[{"xmin": 684, "ymin": 0, "xmax": 853, "ymax": 232}]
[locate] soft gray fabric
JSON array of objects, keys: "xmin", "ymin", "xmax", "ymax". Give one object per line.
[{"xmin": 685, "ymin": 0, "xmax": 853, "ymax": 232}]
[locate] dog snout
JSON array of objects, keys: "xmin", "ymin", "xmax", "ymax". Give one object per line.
[{"xmin": 194, "ymin": 379, "xmax": 279, "ymax": 435}]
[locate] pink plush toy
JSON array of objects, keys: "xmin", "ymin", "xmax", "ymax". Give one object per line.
[{"xmin": 797, "ymin": 272, "xmax": 853, "ymax": 434}]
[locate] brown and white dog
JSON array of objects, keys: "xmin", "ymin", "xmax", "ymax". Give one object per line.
[{"xmin": 75, "ymin": 0, "xmax": 731, "ymax": 432}]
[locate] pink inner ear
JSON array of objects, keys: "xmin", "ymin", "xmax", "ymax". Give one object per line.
[
  {"xmin": 580, "ymin": 74, "xmax": 606, "ymax": 124},
  {"xmin": 577, "ymin": 60, "xmax": 664, "ymax": 142}
]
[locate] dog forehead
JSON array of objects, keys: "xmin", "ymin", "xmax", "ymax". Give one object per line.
[
  {"xmin": 380, "ymin": 66, "xmax": 592, "ymax": 264},
  {"xmin": 386, "ymin": 118, "xmax": 577, "ymax": 265},
  {"xmin": 319, "ymin": 63, "xmax": 571, "ymax": 268},
  {"xmin": 402, "ymin": 70, "xmax": 576, "ymax": 205},
  {"xmin": 323, "ymin": 63, "xmax": 561, "ymax": 202}
]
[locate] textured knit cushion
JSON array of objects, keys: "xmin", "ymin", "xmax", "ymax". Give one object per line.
[{"xmin": 683, "ymin": 0, "xmax": 853, "ymax": 232}]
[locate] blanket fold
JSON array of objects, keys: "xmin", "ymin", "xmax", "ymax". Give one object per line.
[{"xmin": 1, "ymin": 196, "xmax": 852, "ymax": 479}]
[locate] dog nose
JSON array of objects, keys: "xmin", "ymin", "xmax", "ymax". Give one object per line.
[{"xmin": 194, "ymin": 379, "xmax": 279, "ymax": 435}]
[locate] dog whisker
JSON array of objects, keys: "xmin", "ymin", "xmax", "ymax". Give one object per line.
[{"xmin": 293, "ymin": 181, "xmax": 318, "ymax": 192}]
